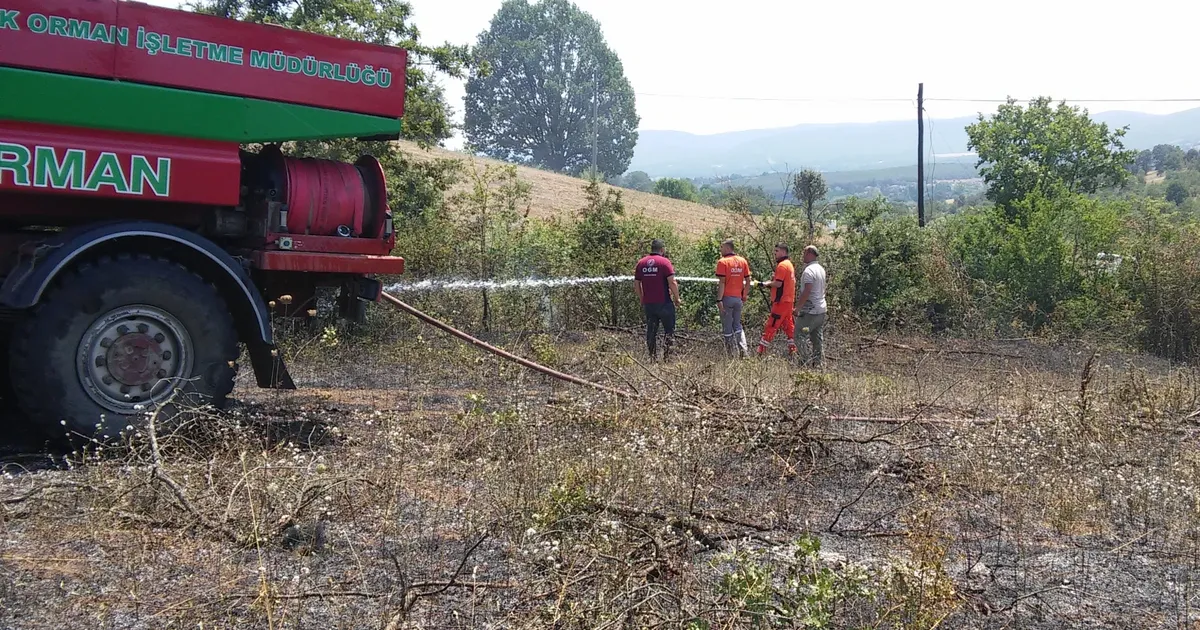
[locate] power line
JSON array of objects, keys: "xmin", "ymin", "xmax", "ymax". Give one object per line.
[
  {"xmin": 635, "ymin": 92, "xmax": 914, "ymax": 103},
  {"xmin": 634, "ymin": 92, "xmax": 1200, "ymax": 104},
  {"xmin": 930, "ymin": 97, "xmax": 1200, "ymax": 103}
]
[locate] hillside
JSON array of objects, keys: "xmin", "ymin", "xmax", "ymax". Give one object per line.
[
  {"xmin": 710, "ymin": 159, "xmax": 980, "ymax": 193},
  {"xmin": 395, "ymin": 142, "xmax": 732, "ymax": 238},
  {"xmin": 632, "ymin": 107, "xmax": 1200, "ymax": 178}
]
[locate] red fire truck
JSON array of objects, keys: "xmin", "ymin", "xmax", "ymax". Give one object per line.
[{"xmin": 0, "ymin": 0, "xmax": 408, "ymax": 438}]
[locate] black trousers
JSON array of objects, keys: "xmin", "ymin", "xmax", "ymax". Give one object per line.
[{"xmin": 644, "ymin": 302, "xmax": 676, "ymax": 358}]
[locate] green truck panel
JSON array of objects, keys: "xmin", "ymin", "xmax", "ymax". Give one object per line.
[{"xmin": 0, "ymin": 67, "xmax": 402, "ymax": 143}]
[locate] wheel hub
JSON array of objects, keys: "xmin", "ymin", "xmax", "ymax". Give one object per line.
[
  {"xmin": 105, "ymin": 333, "xmax": 164, "ymax": 386},
  {"xmin": 77, "ymin": 305, "xmax": 193, "ymax": 414}
]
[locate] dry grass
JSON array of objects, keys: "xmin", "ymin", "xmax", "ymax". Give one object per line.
[
  {"xmin": 3, "ymin": 316, "xmax": 1200, "ymax": 629},
  {"xmin": 396, "ymin": 141, "xmax": 732, "ymax": 238}
]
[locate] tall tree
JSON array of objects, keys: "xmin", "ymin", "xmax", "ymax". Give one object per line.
[
  {"xmin": 189, "ymin": 0, "xmax": 470, "ymax": 146},
  {"xmin": 793, "ymin": 169, "xmax": 828, "ymax": 238},
  {"xmin": 450, "ymin": 163, "xmax": 531, "ymax": 330},
  {"xmin": 1152, "ymin": 144, "xmax": 1186, "ymax": 173},
  {"xmin": 464, "ymin": 0, "xmax": 639, "ymax": 177},
  {"xmin": 1166, "ymin": 181, "xmax": 1189, "ymax": 206},
  {"xmin": 966, "ymin": 97, "xmax": 1136, "ymax": 215},
  {"xmin": 1135, "ymin": 150, "xmax": 1154, "ymax": 174}
]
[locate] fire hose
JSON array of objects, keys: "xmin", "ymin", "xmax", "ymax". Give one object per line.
[{"xmin": 381, "ymin": 292, "xmax": 637, "ymax": 399}]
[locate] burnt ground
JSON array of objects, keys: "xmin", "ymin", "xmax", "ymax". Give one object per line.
[{"xmin": 2, "ymin": 324, "xmax": 1200, "ymax": 629}]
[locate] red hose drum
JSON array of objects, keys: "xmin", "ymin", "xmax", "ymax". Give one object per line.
[
  {"xmin": 271, "ymin": 154, "xmax": 388, "ymax": 238},
  {"xmin": 281, "ymin": 156, "xmax": 365, "ymax": 236}
]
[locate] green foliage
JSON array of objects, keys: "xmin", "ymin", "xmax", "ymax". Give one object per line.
[
  {"xmin": 190, "ymin": 0, "xmax": 470, "ymax": 146},
  {"xmin": 610, "ymin": 170, "xmax": 653, "ymax": 192},
  {"xmin": 1120, "ymin": 205, "xmax": 1200, "ymax": 362},
  {"xmin": 652, "ymin": 177, "xmax": 700, "ymax": 202},
  {"xmin": 793, "ymin": 169, "xmax": 829, "ymax": 237},
  {"xmin": 574, "ymin": 179, "xmax": 626, "ymax": 273},
  {"xmin": 568, "ymin": 180, "xmax": 681, "ymax": 326},
  {"xmin": 942, "ymin": 192, "xmax": 1134, "ymax": 332},
  {"xmin": 1134, "ymin": 149, "xmax": 1154, "ymax": 174},
  {"xmin": 716, "ymin": 534, "xmax": 873, "ymax": 628},
  {"xmin": 946, "ymin": 197, "xmax": 1072, "ymax": 328},
  {"xmin": 529, "ymin": 334, "xmax": 559, "ymax": 367},
  {"xmin": 1152, "ymin": 144, "xmax": 1186, "ymax": 173},
  {"xmin": 450, "ymin": 162, "xmax": 533, "ymax": 328},
  {"xmin": 832, "ymin": 198, "xmax": 958, "ymax": 330},
  {"xmin": 532, "ymin": 467, "xmax": 592, "ymax": 528},
  {"xmin": 464, "ymin": 0, "xmax": 639, "ymax": 176},
  {"xmin": 966, "ymin": 97, "xmax": 1137, "ymax": 213},
  {"xmin": 299, "ymin": 66, "xmax": 1200, "ymax": 365},
  {"xmin": 703, "ymin": 185, "xmax": 776, "ymax": 213},
  {"xmin": 1166, "ymin": 181, "xmax": 1188, "ymax": 206}
]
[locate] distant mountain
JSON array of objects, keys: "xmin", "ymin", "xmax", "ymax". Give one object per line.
[{"xmin": 630, "ymin": 107, "xmax": 1200, "ymax": 179}]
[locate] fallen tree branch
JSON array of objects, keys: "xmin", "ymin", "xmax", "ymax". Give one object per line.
[
  {"xmin": 598, "ymin": 504, "xmax": 727, "ymax": 551},
  {"xmin": 828, "ymin": 415, "xmax": 993, "ymax": 425},
  {"xmin": 991, "ymin": 585, "xmax": 1071, "ymax": 614},
  {"xmin": 688, "ymin": 509, "xmax": 777, "ymax": 533},
  {"xmin": 221, "ymin": 581, "xmax": 516, "ymax": 602},
  {"xmin": 1, "ymin": 481, "xmax": 91, "ymax": 506},
  {"xmin": 859, "ymin": 337, "xmax": 1023, "ymax": 359}
]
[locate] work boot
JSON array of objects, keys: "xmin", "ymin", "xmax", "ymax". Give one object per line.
[
  {"xmin": 756, "ymin": 342, "xmax": 768, "ymax": 356},
  {"xmin": 787, "ymin": 343, "xmax": 797, "ymax": 356}
]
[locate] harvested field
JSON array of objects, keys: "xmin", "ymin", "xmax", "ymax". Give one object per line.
[
  {"xmin": 396, "ymin": 141, "xmax": 732, "ymax": 238},
  {"xmin": 3, "ymin": 315, "xmax": 1200, "ymax": 629}
]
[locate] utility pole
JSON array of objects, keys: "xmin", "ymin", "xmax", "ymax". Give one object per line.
[
  {"xmin": 591, "ymin": 73, "xmax": 599, "ymax": 180},
  {"xmin": 917, "ymin": 82, "xmax": 925, "ymax": 227}
]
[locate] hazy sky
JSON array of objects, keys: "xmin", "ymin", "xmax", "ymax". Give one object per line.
[{"xmin": 140, "ymin": 0, "xmax": 1199, "ymax": 148}]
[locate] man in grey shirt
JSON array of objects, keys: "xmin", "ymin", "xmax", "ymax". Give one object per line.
[{"xmin": 793, "ymin": 245, "xmax": 828, "ymax": 367}]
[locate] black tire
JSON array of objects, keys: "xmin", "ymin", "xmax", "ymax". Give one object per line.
[{"xmin": 11, "ymin": 255, "xmax": 239, "ymax": 441}]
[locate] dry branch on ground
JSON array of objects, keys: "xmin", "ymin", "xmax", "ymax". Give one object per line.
[{"xmin": 2, "ymin": 329, "xmax": 1198, "ymax": 629}]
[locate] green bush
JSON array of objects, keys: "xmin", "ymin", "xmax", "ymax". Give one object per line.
[
  {"xmin": 832, "ymin": 198, "xmax": 936, "ymax": 328},
  {"xmin": 1120, "ymin": 204, "xmax": 1200, "ymax": 361},
  {"xmin": 939, "ymin": 193, "xmax": 1127, "ymax": 332},
  {"xmin": 652, "ymin": 177, "xmax": 700, "ymax": 202}
]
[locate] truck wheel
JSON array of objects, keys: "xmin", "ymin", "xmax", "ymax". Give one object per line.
[{"xmin": 11, "ymin": 255, "xmax": 239, "ymax": 441}]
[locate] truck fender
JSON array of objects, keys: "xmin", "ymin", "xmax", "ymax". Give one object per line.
[{"xmin": 0, "ymin": 221, "xmax": 295, "ymax": 390}]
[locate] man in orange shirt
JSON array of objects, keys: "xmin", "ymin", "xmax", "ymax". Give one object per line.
[
  {"xmin": 715, "ymin": 239, "xmax": 752, "ymax": 357},
  {"xmin": 757, "ymin": 242, "xmax": 797, "ymax": 356}
]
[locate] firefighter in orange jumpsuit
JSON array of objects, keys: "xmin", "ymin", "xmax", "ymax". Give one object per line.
[{"xmin": 757, "ymin": 242, "xmax": 797, "ymax": 356}]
